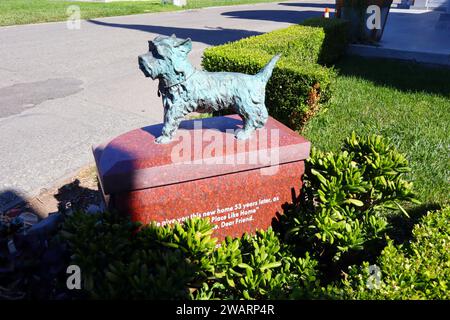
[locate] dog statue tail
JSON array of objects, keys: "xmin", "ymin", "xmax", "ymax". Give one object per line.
[{"xmin": 256, "ymin": 54, "xmax": 281, "ymax": 84}]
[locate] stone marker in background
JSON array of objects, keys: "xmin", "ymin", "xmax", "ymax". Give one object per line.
[{"xmin": 93, "ymin": 115, "xmax": 310, "ymax": 240}]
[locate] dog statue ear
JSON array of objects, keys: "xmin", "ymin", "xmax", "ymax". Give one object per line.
[
  {"xmin": 174, "ymin": 38, "xmax": 192, "ymax": 54},
  {"xmin": 171, "ymin": 34, "xmax": 177, "ymax": 38}
]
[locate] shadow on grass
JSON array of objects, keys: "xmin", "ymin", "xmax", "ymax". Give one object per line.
[
  {"xmin": 335, "ymin": 56, "xmax": 450, "ymax": 97},
  {"xmin": 387, "ymin": 202, "xmax": 442, "ymax": 245}
]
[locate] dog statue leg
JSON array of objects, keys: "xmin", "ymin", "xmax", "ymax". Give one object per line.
[
  {"xmin": 235, "ymin": 107, "xmax": 262, "ymax": 140},
  {"xmin": 155, "ymin": 134, "xmax": 173, "ymax": 144},
  {"xmin": 235, "ymin": 116, "xmax": 257, "ymax": 140},
  {"xmin": 235, "ymin": 127, "xmax": 255, "ymax": 140},
  {"xmin": 155, "ymin": 105, "xmax": 187, "ymax": 144}
]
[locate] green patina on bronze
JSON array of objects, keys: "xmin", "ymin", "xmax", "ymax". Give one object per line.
[{"xmin": 138, "ymin": 34, "xmax": 280, "ymax": 144}]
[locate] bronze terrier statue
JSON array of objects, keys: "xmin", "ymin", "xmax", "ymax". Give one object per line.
[{"xmin": 138, "ymin": 35, "xmax": 280, "ymax": 144}]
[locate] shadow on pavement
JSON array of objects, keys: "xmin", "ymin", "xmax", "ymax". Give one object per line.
[
  {"xmin": 221, "ymin": 9, "xmax": 320, "ymax": 23},
  {"xmin": 0, "ymin": 190, "xmax": 26, "ymax": 214},
  {"xmin": 54, "ymin": 178, "xmax": 102, "ymax": 214},
  {"xmin": 87, "ymin": 20, "xmax": 263, "ymax": 46},
  {"xmin": 278, "ymin": 2, "xmax": 335, "ymax": 9}
]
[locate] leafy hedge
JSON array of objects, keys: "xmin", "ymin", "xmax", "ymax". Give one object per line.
[
  {"xmin": 221, "ymin": 23, "xmax": 325, "ymax": 65},
  {"xmin": 202, "ymin": 18, "xmax": 350, "ymax": 131},
  {"xmin": 328, "ymin": 207, "xmax": 450, "ymax": 299},
  {"xmin": 55, "ymin": 133, "xmax": 449, "ymax": 300},
  {"xmin": 60, "ymin": 207, "xmax": 449, "ymax": 300},
  {"xmin": 61, "ymin": 212, "xmax": 318, "ymax": 300},
  {"xmin": 203, "ymin": 47, "xmax": 334, "ymax": 130},
  {"xmin": 278, "ymin": 133, "xmax": 420, "ymax": 266}
]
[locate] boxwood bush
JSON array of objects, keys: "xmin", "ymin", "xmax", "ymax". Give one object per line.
[
  {"xmin": 202, "ymin": 19, "xmax": 350, "ymax": 131},
  {"xmin": 203, "ymin": 47, "xmax": 334, "ymax": 130}
]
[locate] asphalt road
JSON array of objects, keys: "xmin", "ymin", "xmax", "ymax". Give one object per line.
[{"xmin": 0, "ymin": 1, "xmax": 330, "ymax": 210}]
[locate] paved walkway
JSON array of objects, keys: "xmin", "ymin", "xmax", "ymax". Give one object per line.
[
  {"xmin": 349, "ymin": 8, "xmax": 450, "ymax": 65},
  {"xmin": 0, "ymin": 1, "xmax": 330, "ymax": 210}
]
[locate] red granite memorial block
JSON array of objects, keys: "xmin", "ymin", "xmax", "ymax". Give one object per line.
[{"xmin": 93, "ymin": 115, "xmax": 310, "ymax": 240}]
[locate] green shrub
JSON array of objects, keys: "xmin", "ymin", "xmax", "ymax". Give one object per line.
[
  {"xmin": 224, "ymin": 24, "xmax": 326, "ymax": 64},
  {"xmin": 210, "ymin": 19, "xmax": 349, "ymax": 66},
  {"xmin": 279, "ymin": 133, "xmax": 419, "ymax": 266},
  {"xmin": 202, "ymin": 18, "xmax": 350, "ymax": 130},
  {"xmin": 61, "ymin": 212, "xmax": 318, "ymax": 300},
  {"xmin": 61, "ymin": 211, "xmax": 216, "ymax": 299},
  {"xmin": 58, "ymin": 133, "xmax": 448, "ymax": 300},
  {"xmin": 60, "ymin": 211, "xmax": 138, "ymax": 298},
  {"xmin": 330, "ymin": 207, "xmax": 450, "ymax": 299},
  {"xmin": 300, "ymin": 17, "xmax": 351, "ymax": 65},
  {"xmin": 198, "ymin": 229, "xmax": 319, "ymax": 300},
  {"xmin": 202, "ymin": 46, "xmax": 335, "ymax": 130}
]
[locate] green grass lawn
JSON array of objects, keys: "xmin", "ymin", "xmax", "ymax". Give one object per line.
[
  {"xmin": 303, "ymin": 56, "xmax": 450, "ymax": 207},
  {"xmin": 0, "ymin": 0, "xmax": 283, "ymax": 27},
  {"xmin": 0, "ymin": 0, "xmax": 178, "ymax": 26}
]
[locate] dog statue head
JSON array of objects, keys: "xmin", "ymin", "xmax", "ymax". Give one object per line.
[{"xmin": 138, "ymin": 34, "xmax": 193, "ymax": 83}]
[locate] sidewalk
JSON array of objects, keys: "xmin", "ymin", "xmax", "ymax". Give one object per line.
[{"xmin": 348, "ymin": 8, "xmax": 450, "ymax": 66}]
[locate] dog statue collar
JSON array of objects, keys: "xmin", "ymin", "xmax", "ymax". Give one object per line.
[{"xmin": 157, "ymin": 70, "xmax": 197, "ymax": 97}]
